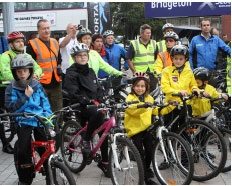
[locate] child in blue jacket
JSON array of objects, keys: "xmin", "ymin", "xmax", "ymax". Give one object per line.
[{"xmin": 5, "ymin": 54, "xmax": 53, "ymax": 185}]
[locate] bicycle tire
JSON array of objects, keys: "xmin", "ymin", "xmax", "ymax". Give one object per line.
[
  {"xmin": 13, "ymin": 140, "xmax": 19, "ymax": 175},
  {"xmin": 109, "ymin": 136, "xmax": 144, "ymax": 185},
  {"xmin": 218, "ymin": 128, "xmax": 231, "ymax": 173},
  {"xmin": 152, "ymin": 132, "xmax": 194, "ymax": 185},
  {"xmin": 50, "ymin": 160, "xmax": 76, "ymax": 185},
  {"xmin": 3, "ymin": 116, "xmax": 16, "ymax": 142},
  {"xmin": 177, "ymin": 120, "xmax": 227, "ymax": 182},
  {"xmin": 60, "ymin": 120, "xmax": 87, "ymax": 173}
]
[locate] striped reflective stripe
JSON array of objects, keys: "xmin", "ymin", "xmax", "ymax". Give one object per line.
[
  {"xmin": 151, "ymin": 40, "xmax": 156, "ymax": 51},
  {"xmin": 160, "ymin": 52, "xmax": 167, "ymax": 67},
  {"xmin": 37, "ymin": 56, "xmax": 56, "ymax": 63},
  {"xmin": 51, "ymin": 38, "xmax": 58, "ymax": 52},
  {"xmin": 33, "ymin": 39, "xmax": 43, "ymax": 60},
  {"xmin": 134, "ymin": 40, "xmax": 140, "ymax": 55},
  {"xmin": 134, "ymin": 40, "xmax": 156, "ymax": 57},
  {"xmin": 134, "ymin": 61, "xmax": 154, "ymax": 66},
  {"xmin": 42, "ymin": 66, "xmax": 58, "ymax": 72}
]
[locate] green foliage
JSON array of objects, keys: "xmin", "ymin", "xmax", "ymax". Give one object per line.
[{"xmin": 110, "ymin": 2, "xmax": 166, "ymax": 41}]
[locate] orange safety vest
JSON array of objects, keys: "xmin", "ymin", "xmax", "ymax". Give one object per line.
[
  {"xmin": 158, "ymin": 51, "xmax": 172, "ymax": 68},
  {"xmin": 29, "ymin": 38, "xmax": 60, "ymax": 84}
]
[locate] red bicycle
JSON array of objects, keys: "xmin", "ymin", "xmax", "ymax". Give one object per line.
[{"xmin": 0, "ymin": 112, "xmax": 76, "ymax": 185}]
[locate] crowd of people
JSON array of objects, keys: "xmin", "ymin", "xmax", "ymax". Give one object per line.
[{"xmin": 0, "ymin": 18, "xmax": 231, "ymax": 184}]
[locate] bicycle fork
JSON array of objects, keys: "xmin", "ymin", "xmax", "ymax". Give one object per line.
[{"xmin": 47, "ymin": 154, "xmax": 63, "ymax": 185}]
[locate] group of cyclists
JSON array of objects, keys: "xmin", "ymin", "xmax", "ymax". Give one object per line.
[{"xmin": 0, "ymin": 18, "xmax": 231, "ymax": 185}]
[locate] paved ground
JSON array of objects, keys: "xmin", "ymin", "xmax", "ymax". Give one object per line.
[{"xmin": 0, "ymin": 136, "xmax": 231, "ymax": 185}]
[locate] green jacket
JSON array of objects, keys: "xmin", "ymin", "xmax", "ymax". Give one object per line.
[
  {"xmin": 0, "ymin": 49, "xmax": 42, "ymax": 87},
  {"xmin": 69, "ymin": 50, "xmax": 122, "ymax": 77}
]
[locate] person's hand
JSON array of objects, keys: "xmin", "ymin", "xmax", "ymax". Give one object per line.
[
  {"xmin": 179, "ymin": 90, "xmax": 188, "ymax": 97},
  {"xmin": 222, "ymin": 93, "xmax": 228, "ymax": 101},
  {"xmin": 192, "ymin": 88, "xmax": 200, "ymax": 97},
  {"xmin": 33, "ymin": 73, "xmax": 38, "ymax": 80},
  {"xmin": 25, "ymin": 85, "xmax": 33, "ymax": 97},
  {"xmin": 203, "ymin": 91, "xmax": 210, "ymax": 98}
]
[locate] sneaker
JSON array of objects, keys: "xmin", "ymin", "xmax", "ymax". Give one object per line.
[
  {"xmin": 158, "ymin": 161, "xmax": 170, "ymax": 170},
  {"xmin": 2, "ymin": 144, "xmax": 14, "ymax": 154},
  {"xmin": 145, "ymin": 179, "xmax": 159, "ymax": 185},
  {"xmin": 146, "ymin": 168, "xmax": 155, "ymax": 178},
  {"xmin": 82, "ymin": 141, "xmax": 91, "ymax": 154},
  {"xmin": 97, "ymin": 162, "xmax": 110, "ymax": 178}
]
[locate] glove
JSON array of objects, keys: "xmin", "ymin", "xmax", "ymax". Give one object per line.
[
  {"xmin": 79, "ymin": 97, "xmax": 91, "ymax": 106},
  {"xmin": 57, "ymin": 67, "xmax": 62, "ymax": 76}
]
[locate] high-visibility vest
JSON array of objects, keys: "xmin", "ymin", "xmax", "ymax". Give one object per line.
[
  {"xmin": 157, "ymin": 40, "xmax": 181, "ymax": 53},
  {"xmin": 131, "ymin": 39, "xmax": 156, "ymax": 72},
  {"xmin": 226, "ymin": 41, "xmax": 231, "ymax": 94},
  {"xmin": 158, "ymin": 51, "xmax": 172, "ymax": 68},
  {"xmin": 29, "ymin": 38, "xmax": 60, "ymax": 84}
]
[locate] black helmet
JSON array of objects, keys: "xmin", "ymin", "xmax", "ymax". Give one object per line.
[
  {"xmin": 193, "ymin": 67, "xmax": 211, "ymax": 82},
  {"xmin": 70, "ymin": 43, "xmax": 89, "ymax": 57},
  {"xmin": 11, "ymin": 54, "xmax": 34, "ymax": 88},
  {"xmin": 164, "ymin": 31, "xmax": 179, "ymax": 41},
  {"xmin": 132, "ymin": 72, "xmax": 150, "ymax": 84},
  {"xmin": 170, "ymin": 45, "xmax": 189, "ymax": 60},
  {"xmin": 162, "ymin": 23, "xmax": 174, "ymax": 32},
  {"xmin": 76, "ymin": 28, "xmax": 92, "ymax": 41}
]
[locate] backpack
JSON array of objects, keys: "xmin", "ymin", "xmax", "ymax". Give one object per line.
[{"xmin": 0, "ymin": 36, "xmax": 9, "ymax": 54}]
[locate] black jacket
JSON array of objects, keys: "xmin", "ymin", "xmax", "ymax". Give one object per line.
[{"xmin": 64, "ymin": 62, "xmax": 104, "ymax": 105}]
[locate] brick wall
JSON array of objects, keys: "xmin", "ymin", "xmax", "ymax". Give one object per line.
[{"xmin": 221, "ymin": 15, "xmax": 231, "ymax": 41}]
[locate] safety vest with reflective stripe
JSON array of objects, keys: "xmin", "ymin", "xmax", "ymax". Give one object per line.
[
  {"xmin": 131, "ymin": 39, "xmax": 156, "ymax": 72},
  {"xmin": 29, "ymin": 38, "xmax": 60, "ymax": 84},
  {"xmin": 157, "ymin": 40, "xmax": 181, "ymax": 53},
  {"xmin": 226, "ymin": 41, "xmax": 231, "ymax": 94},
  {"xmin": 154, "ymin": 51, "xmax": 173, "ymax": 75}
]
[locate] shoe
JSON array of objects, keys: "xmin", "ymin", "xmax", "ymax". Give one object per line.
[
  {"xmin": 146, "ymin": 168, "xmax": 155, "ymax": 178},
  {"xmin": 145, "ymin": 179, "xmax": 158, "ymax": 185},
  {"xmin": 158, "ymin": 161, "xmax": 170, "ymax": 170},
  {"xmin": 97, "ymin": 162, "xmax": 110, "ymax": 178},
  {"xmin": 2, "ymin": 144, "xmax": 14, "ymax": 154},
  {"xmin": 82, "ymin": 140, "xmax": 91, "ymax": 154}
]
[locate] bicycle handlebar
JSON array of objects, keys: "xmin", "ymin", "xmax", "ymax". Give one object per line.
[{"xmin": 86, "ymin": 101, "xmax": 139, "ymax": 109}]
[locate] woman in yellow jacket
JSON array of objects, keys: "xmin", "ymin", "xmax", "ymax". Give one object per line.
[
  {"xmin": 190, "ymin": 67, "xmax": 228, "ymax": 117},
  {"xmin": 124, "ymin": 72, "xmax": 158, "ymax": 185}
]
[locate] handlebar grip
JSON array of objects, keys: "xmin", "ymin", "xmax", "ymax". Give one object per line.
[
  {"xmin": 127, "ymin": 101, "xmax": 139, "ymax": 105},
  {"xmin": 172, "ymin": 93, "xmax": 182, "ymax": 97}
]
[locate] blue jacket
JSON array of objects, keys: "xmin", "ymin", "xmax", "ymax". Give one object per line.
[
  {"xmin": 189, "ymin": 34, "xmax": 231, "ymax": 70},
  {"xmin": 102, "ymin": 43, "xmax": 128, "ymax": 77},
  {"xmin": 5, "ymin": 80, "xmax": 52, "ymax": 127}
]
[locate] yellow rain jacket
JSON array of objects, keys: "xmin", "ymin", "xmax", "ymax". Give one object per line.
[
  {"xmin": 124, "ymin": 94, "xmax": 158, "ymax": 138},
  {"xmin": 189, "ymin": 84, "xmax": 222, "ymax": 116}
]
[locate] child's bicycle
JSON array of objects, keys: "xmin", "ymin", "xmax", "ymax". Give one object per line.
[
  {"xmin": 134, "ymin": 101, "xmax": 194, "ymax": 185},
  {"xmin": 168, "ymin": 93, "xmax": 227, "ymax": 182},
  {"xmin": 0, "ymin": 112, "xmax": 76, "ymax": 185},
  {"xmin": 60, "ymin": 100, "xmax": 144, "ymax": 185},
  {"xmin": 195, "ymin": 95, "xmax": 231, "ymax": 173}
]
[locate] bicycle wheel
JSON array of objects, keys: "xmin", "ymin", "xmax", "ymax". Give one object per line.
[
  {"xmin": 3, "ymin": 116, "xmax": 16, "ymax": 142},
  {"xmin": 50, "ymin": 160, "xmax": 76, "ymax": 185},
  {"xmin": 152, "ymin": 132, "xmax": 194, "ymax": 185},
  {"xmin": 60, "ymin": 120, "xmax": 87, "ymax": 173},
  {"xmin": 218, "ymin": 128, "xmax": 231, "ymax": 173},
  {"xmin": 109, "ymin": 136, "xmax": 144, "ymax": 185},
  {"xmin": 178, "ymin": 120, "xmax": 227, "ymax": 182}
]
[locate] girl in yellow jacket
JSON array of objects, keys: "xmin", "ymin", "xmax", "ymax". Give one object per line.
[
  {"xmin": 190, "ymin": 67, "xmax": 228, "ymax": 116},
  {"xmin": 124, "ymin": 72, "xmax": 158, "ymax": 185}
]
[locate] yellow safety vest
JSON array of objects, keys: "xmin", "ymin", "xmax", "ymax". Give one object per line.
[{"xmin": 131, "ymin": 39, "xmax": 156, "ymax": 72}]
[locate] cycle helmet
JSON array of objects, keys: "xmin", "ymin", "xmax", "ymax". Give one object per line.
[
  {"xmin": 7, "ymin": 31, "xmax": 25, "ymax": 43},
  {"xmin": 77, "ymin": 28, "xmax": 92, "ymax": 41},
  {"xmin": 162, "ymin": 23, "xmax": 174, "ymax": 32},
  {"xmin": 11, "ymin": 54, "xmax": 34, "ymax": 88},
  {"xmin": 132, "ymin": 72, "xmax": 150, "ymax": 84},
  {"xmin": 193, "ymin": 67, "xmax": 211, "ymax": 82},
  {"xmin": 70, "ymin": 43, "xmax": 89, "ymax": 57},
  {"xmin": 164, "ymin": 31, "xmax": 179, "ymax": 41},
  {"xmin": 103, "ymin": 30, "xmax": 114, "ymax": 38},
  {"xmin": 170, "ymin": 45, "xmax": 189, "ymax": 60}
]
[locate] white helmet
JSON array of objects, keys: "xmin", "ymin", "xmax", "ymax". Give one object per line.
[
  {"xmin": 103, "ymin": 30, "xmax": 114, "ymax": 38},
  {"xmin": 70, "ymin": 43, "xmax": 89, "ymax": 57},
  {"xmin": 164, "ymin": 31, "xmax": 179, "ymax": 41},
  {"xmin": 162, "ymin": 23, "xmax": 174, "ymax": 32}
]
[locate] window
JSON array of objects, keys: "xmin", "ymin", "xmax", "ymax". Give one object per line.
[
  {"xmin": 14, "ymin": 2, "xmax": 27, "ymax": 11},
  {"xmin": 54, "ymin": 2, "xmax": 84, "ymax": 9},
  {"xmin": 28, "ymin": 2, "xmax": 52, "ymax": 10}
]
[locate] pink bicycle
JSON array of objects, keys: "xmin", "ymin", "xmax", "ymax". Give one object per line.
[{"xmin": 60, "ymin": 100, "xmax": 144, "ymax": 185}]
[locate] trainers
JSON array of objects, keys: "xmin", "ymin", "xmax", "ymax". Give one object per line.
[
  {"xmin": 145, "ymin": 179, "xmax": 158, "ymax": 185},
  {"xmin": 82, "ymin": 140, "xmax": 91, "ymax": 154},
  {"xmin": 158, "ymin": 161, "xmax": 170, "ymax": 170},
  {"xmin": 146, "ymin": 168, "xmax": 154, "ymax": 178},
  {"xmin": 97, "ymin": 162, "xmax": 110, "ymax": 178},
  {"xmin": 2, "ymin": 144, "xmax": 14, "ymax": 154}
]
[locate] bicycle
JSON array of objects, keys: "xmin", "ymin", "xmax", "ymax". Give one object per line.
[
  {"xmin": 168, "ymin": 93, "xmax": 227, "ymax": 182},
  {"xmin": 135, "ymin": 101, "xmax": 194, "ymax": 185},
  {"xmin": 60, "ymin": 100, "xmax": 144, "ymax": 185},
  {"xmin": 0, "ymin": 112, "xmax": 76, "ymax": 185}
]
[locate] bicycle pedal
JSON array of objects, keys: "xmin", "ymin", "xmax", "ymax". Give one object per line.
[{"xmin": 93, "ymin": 153, "xmax": 101, "ymax": 163}]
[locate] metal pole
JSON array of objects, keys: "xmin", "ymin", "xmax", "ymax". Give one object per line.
[{"xmin": 2, "ymin": 2, "xmax": 15, "ymax": 37}]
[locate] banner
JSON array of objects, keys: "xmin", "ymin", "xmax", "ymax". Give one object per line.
[
  {"xmin": 145, "ymin": 2, "xmax": 231, "ymax": 18},
  {"xmin": 87, "ymin": 2, "xmax": 111, "ymax": 34}
]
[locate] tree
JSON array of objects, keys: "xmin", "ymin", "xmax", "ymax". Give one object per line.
[{"xmin": 110, "ymin": 2, "xmax": 165, "ymax": 41}]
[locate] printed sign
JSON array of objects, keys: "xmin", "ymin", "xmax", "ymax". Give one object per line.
[{"xmin": 145, "ymin": 2, "xmax": 231, "ymax": 18}]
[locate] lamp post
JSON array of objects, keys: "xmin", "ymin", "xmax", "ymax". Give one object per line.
[{"xmin": 2, "ymin": 2, "xmax": 15, "ymax": 36}]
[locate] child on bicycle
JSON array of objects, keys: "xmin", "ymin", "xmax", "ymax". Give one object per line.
[
  {"xmin": 124, "ymin": 72, "xmax": 159, "ymax": 185},
  {"xmin": 5, "ymin": 54, "xmax": 53, "ymax": 185},
  {"xmin": 159, "ymin": 45, "xmax": 200, "ymax": 169},
  {"xmin": 64, "ymin": 43, "xmax": 110, "ymax": 177},
  {"xmin": 190, "ymin": 67, "xmax": 228, "ymax": 117}
]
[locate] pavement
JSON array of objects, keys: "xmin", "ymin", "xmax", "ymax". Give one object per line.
[{"xmin": 0, "ymin": 136, "xmax": 231, "ymax": 185}]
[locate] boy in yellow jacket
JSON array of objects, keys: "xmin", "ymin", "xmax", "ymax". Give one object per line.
[{"xmin": 190, "ymin": 67, "xmax": 228, "ymax": 116}]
